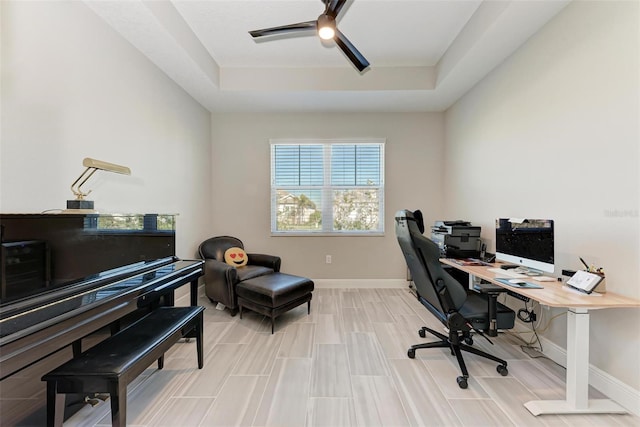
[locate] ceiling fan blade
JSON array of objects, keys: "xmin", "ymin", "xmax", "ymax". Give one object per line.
[
  {"xmin": 249, "ymin": 20, "xmax": 316, "ymax": 38},
  {"xmin": 326, "ymin": 0, "xmax": 347, "ymax": 18},
  {"xmin": 334, "ymin": 29, "xmax": 369, "ymax": 72}
]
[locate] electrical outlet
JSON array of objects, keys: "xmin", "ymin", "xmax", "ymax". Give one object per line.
[{"xmin": 325, "ymin": 255, "xmax": 332, "ymax": 264}]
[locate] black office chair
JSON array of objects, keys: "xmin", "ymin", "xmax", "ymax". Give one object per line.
[{"xmin": 395, "ymin": 209, "xmax": 515, "ymax": 389}]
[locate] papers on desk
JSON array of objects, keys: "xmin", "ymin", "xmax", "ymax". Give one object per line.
[{"xmin": 495, "ymin": 278, "xmax": 544, "ymax": 289}]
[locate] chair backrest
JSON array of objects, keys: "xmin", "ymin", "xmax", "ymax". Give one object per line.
[
  {"xmin": 395, "ymin": 209, "xmax": 468, "ymax": 322},
  {"xmin": 198, "ymin": 236, "xmax": 244, "ymax": 261}
]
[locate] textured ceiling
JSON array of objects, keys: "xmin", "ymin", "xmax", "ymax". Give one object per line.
[{"xmin": 85, "ymin": 0, "xmax": 570, "ymax": 113}]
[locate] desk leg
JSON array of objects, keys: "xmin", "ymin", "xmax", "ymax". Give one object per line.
[{"xmin": 524, "ymin": 308, "xmax": 627, "ymax": 415}]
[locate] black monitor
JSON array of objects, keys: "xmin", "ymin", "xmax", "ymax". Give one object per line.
[{"xmin": 495, "ymin": 218, "xmax": 554, "ymax": 273}]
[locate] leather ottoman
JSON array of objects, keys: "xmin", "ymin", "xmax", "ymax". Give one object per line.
[{"xmin": 236, "ymin": 273, "xmax": 314, "ymax": 333}]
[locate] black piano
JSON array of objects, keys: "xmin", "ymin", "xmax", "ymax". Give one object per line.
[{"xmin": 0, "ymin": 213, "xmax": 204, "ymax": 381}]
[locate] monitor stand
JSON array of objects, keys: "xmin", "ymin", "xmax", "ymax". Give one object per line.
[{"xmin": 516, "ymin": 267, "xmax": 543, "ymax": 276}]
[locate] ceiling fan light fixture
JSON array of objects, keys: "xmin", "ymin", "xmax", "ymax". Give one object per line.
[
  {"xmin": 317, "ymin": 14, "xmax": 335, "ymax": 40},
  {"xmin": 249, "ymin": 1, "xmax": 369, "ymax": 72}
]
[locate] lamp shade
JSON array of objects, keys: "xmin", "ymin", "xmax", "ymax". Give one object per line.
[{"xmin": 65, "ymin": 157, "xmax": 131, "ymax": 212}]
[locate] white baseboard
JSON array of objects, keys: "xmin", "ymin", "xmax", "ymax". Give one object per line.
[
  {"xmin": 311, "ymin": 279, "xmax": 409, "ymax": 289},
  {"xmin": 538, "ymin": 335, "xmax": 640, "ymax": 416}
]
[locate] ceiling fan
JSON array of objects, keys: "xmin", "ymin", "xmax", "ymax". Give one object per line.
[{"xmin": 249, "ymin": 0, "xmax": 370, "ymax": 72}]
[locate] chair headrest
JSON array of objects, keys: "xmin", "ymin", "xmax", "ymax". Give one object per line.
[
  {"xmin": 413, "ymin": 210, "xmax": 425, "ymax": 234},
  {"xmin": 394, "ymin": 209, "xmax": 424, "ymax": 234}
]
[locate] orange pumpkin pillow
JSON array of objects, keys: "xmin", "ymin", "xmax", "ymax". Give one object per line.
[{"xmin": 224, "ymin": 247, "xmax": 248, "ymax": 267}]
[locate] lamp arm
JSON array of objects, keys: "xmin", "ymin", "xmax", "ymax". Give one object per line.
[{"xmin": 70, "ymin": 167, "xmax": 98, "ymax": 200}]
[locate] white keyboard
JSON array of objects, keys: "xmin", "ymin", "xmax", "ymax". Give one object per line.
[
  {"xmin": 531, "ymin": 276, "xmax": 556, "ymax": 282},
  {"xmin": 487, "ymin": 267, "xmax": 527, "ymax": 278}
]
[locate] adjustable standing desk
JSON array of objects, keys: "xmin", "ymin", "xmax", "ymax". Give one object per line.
[{"xmin": 440, "ymin": 259, "xmax": 640, "ymax": 416}]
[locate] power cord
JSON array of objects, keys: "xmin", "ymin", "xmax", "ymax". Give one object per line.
[
  {"xmin": 517, "ymin": 307, "xmax": 536, "ymax": 323},
  {"xmin": 503, "ymin": 298, "xmax": 544, "ymax": 354},
  {"xmin": 521, "ymin": 300, "xmax": 542, "ymax": 353},
  {"xmin": 500, "ymin": 294, "xmax": 570, "ymax": 369}
]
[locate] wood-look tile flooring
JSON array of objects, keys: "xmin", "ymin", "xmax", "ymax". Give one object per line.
[{"xmin": 2, "ymin": 287, "xmax": 639, "ymax": 426}]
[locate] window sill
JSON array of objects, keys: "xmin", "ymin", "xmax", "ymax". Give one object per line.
[{"xmin": 270, "ymin": 232, "xmax": 385, "ymax": 237}]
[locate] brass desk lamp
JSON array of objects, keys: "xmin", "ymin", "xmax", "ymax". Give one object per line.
[{"xmin": 66, "ymin": 158, "xmax": 131, "ymax": 212}]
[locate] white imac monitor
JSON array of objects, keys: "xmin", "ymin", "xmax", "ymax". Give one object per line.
[{"xmin": 495, "ymin": 218, "xmax": 555, "ymax": 274}]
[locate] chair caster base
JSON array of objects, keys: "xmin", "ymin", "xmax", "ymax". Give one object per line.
[
  {"xmin": 497, "ymin": 364, "xmax": 508, "ymax": 376},
  {"xmin": 408, "ymin": 349, "xmax": 416, "ymax": 359},
  {"xmin": 457, "ymin": 376, "xmax": 468, "ymax": 389}
]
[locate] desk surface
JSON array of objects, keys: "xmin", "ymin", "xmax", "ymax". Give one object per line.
[
  {"xmin": 441, "ymin": 258, "xmax": 640, "ymax": 416},
  {"xmin": 440, "ymin": 259, "xmax": 640, "ymax": 309}
]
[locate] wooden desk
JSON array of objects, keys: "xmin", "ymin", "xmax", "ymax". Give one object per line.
[{"xmin": 441, "ymin": 259, "xmax": 640, "ymax": 416}]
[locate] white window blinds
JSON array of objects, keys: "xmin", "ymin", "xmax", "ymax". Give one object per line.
[{"xmin": 271, "ymin": 139, "xmax": 385, "ymax": 235}]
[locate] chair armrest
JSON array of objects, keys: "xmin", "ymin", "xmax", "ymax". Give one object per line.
[
  {"xmin": 202, "ymin": 259, "xmax": 241, "ymax": 311},
  {"xmin": 472, "ymin": 281, "xmax": 506, "ymax": 337},
  {"xmin": 203, "ymin": 259, "xmax": 239, "ymax": 286},
  {"xmin": 473, "ymin": 282, "xmax": 508, "ymax": 295},
  {"xmin": 247, "ymin": 253, "xmax": 281, "ymax": 272}
]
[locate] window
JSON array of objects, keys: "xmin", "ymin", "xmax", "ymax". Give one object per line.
[
  {"xmin": 271, "ymin": 139, "xmax": 385, "ymax": 235},
  {"xmin": 90, "ymin": 214, "xmax": 176, "ymax": 232}
]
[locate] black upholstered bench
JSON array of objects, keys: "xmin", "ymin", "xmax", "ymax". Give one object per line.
[
  {"xmin": 42, "ymin": 306, "xmax": 204, "ymax": 427},
  {"xmin": 236, "ymin": 272, "xmax": 314, "ymax": 333}
]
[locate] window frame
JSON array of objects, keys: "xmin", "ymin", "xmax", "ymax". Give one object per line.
[{"xmin": 270, "ymin": 138, "xmax": 385, "ymax": 236}]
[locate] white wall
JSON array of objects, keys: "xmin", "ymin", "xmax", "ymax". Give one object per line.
[
  {"xmin": 0, "ymin": 1, "xmax": 212, "ymax": 259},
  {"xmin": 445, "ymin": 1, "xmax": 639, "ymax": 392},
  {"xmin": 210, "ymin": 112, "xmax": 445, "ymax": 282}
]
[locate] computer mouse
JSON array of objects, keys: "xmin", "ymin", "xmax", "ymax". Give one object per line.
[{"xmin": 508, "ymin": 279, "xmax": 526, "ymax": 285}]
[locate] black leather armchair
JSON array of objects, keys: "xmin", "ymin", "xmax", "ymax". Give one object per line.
[{"xmin": 198, "ymin": 236, "xmax": 281, "ymax": 316}]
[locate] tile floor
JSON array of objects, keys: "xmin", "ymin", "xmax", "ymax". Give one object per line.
[{"xmin": 1, "ymin": 287, "xmax": 638, "ymax": 426}]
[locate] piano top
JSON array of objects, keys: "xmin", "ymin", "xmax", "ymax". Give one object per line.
[{"xmin": 0, "ymin": 257, "xmax": 203, "ymax": 346}]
